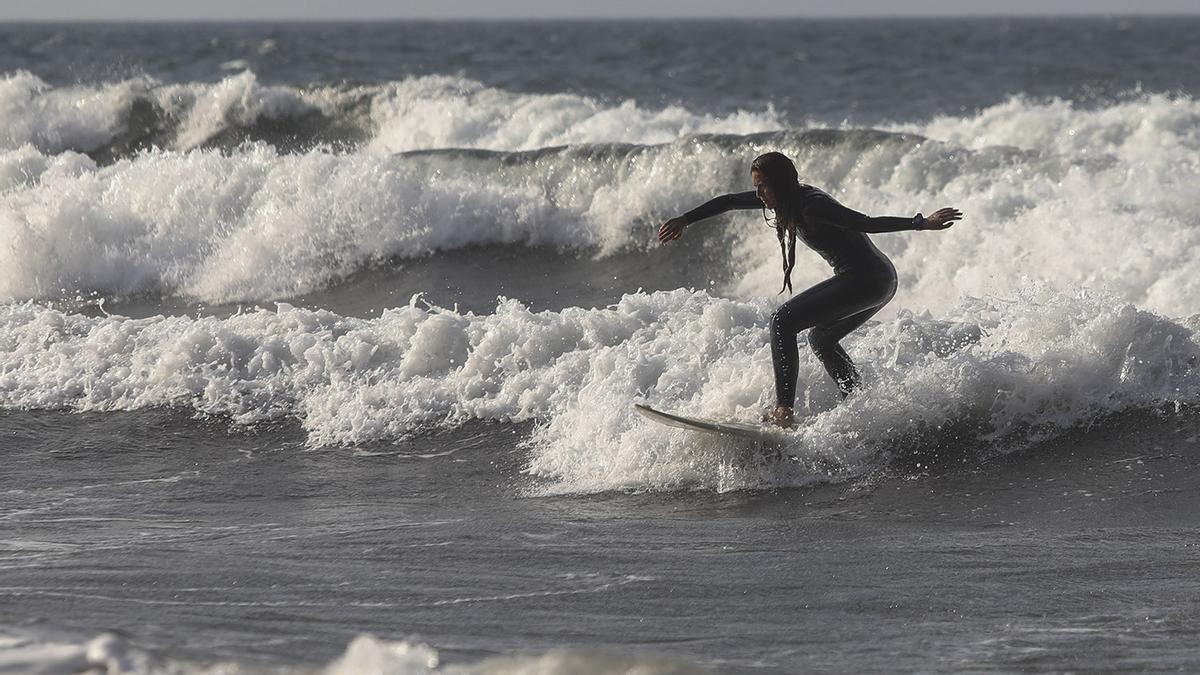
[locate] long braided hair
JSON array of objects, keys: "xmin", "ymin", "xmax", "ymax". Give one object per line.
[{"xmin": 751, "ymin": 152, "xmax": 804, "ymax": 294}]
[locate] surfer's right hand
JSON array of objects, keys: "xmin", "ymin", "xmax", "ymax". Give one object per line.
[{"xmin": 658, "ymin": 216, "xmax": 688, "ymax": 243}]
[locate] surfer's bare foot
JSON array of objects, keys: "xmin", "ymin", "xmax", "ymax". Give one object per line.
[{"xmin": 761, "ymin": 405, "xmax": 794, "ymax": 429}]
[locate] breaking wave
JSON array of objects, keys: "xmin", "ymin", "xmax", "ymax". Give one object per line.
[
  {"xmin": 1, "ymin": 92, "xmax": 1198, "ymax": 319},
  {"xmin": 0, "ymin": 70, "xmax": 783, "ymax": 158}
]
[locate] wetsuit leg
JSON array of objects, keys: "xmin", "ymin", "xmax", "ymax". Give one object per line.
[
  {"xmin": 808, "ymin": 304, "xmax": 886, "ymax": 398},
  {"xmin": 769, "ymin": 273, "xmax": 895, "ymax": 408}
]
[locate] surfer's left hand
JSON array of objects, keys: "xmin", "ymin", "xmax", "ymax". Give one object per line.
[{"xmin": 924, "ymin": 207, "xmax": 963, "ymax": 230}]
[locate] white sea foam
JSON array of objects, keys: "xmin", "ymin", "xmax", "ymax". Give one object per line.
[
  {"xmin": 0, "ymin": 71, "xmax": 144, "ymax": 154},
  {"xmin": 887, "ymin": 93, "xmax": 1200, "ymax": 158},
  {"xmin": 0, "ymin": 629, "xmax": 708, "ymax": 674},
  {"xmin": 364, "ymin": 74, "xmax": 783, "ymax": 153},
  {"xmin": 0, "ymin": 70, "xmax": 349, "ymax": 154},
  {"xmin": 0, "ymin": 70, "xmax": 782, "ymax": 155},
  {"xmin": 1, "ymin": 290, "xmax": 1195, "ymax": 493},
  {"xmin": 727, "ymin": 96, "xmax": 1200, "ymax": 318},
  {"xmin": 0, "ymin": 139, "xmax": 742, "ymax": 303},
  {"xmin": 156, "ymin": 71, "xmax": 330, "ymax": 150},
  {"xmin": 4, "ymin": 73, "xmax": 1199, "ymax": 319},
  {"xmin": 3, "ymin": 85, "xmax": 1200, "ymax": 489},
  {"xmin": 3, "ymin": 89, "xmax": 1200, "ymax": 322}
]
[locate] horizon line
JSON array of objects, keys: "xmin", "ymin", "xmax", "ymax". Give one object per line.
[{"xmin": 2, "ymin": 12, "xmax": 1199, "ymax": 23}]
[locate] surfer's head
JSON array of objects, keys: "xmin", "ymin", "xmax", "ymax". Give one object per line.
[
  {"xmin": 750, "ymin": 151, "xmax": 799, "ymax": 213},
  {"xmin": 750, "ymin": 151, "xmax": 802, "ymax": 295}
]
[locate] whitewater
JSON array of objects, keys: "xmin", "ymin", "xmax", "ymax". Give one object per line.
[
  {"xmin": 3, "ymin": 72, "xmax": 1200, "ymax": 489},
  {"xmin": 6, "ymin": 283, "xmax": 1195, "ymax": 494},
  {"xmin": 3, "ymin": 71, "xmax": 1199, "ymax": 314}
]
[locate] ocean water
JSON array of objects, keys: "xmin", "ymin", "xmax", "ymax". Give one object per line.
[{"xmin": 2, "ymin": 17, "xmax": 1200, "ymax": 674}]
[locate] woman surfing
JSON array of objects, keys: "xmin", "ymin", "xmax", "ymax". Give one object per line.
[{"xmin": 658, "ymin": 152, "xmax": 962, "ymax": 429}]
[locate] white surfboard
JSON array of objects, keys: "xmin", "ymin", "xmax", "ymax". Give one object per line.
[{"xmin": 634, "ymin": 403, "xmax": 778, "ymax": 441}]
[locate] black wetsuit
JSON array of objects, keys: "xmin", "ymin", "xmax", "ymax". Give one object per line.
[{"xmin": 683, "ymin": 185, "xmax": 924, "ymax": 407}]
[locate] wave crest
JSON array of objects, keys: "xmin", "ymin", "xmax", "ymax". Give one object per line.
[{"xmin": 0, "ymin": 70, "xmax": 783, "ymax": 159}]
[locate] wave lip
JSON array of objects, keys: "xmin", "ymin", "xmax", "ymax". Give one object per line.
[
  {"xmin": 364, "ymin": 74, "xmax": 783, "ymax": 154},
  {"xmin": 0, "ymin": 70, "xmax": 365, "ymax": 160},
  {"xmin": 0, "ymin": 70, "xmax": 784, "ymax": 160},
  {"xmin": 0, "ymin": 71, "xmax": 142, "ymax": 156}
]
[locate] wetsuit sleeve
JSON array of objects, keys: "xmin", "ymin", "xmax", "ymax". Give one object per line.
[
  {"xmin": 682, "ymin": 191, "xmax": 762, "ymax": 224},
  {"xmin": 803, "ymin": 195, "xmax": 923, "ymax": 233}
]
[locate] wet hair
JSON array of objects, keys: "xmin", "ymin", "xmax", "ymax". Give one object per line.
[{"xmin": 751, "ymin": 152, "xmax": 803, "ymax": 294}]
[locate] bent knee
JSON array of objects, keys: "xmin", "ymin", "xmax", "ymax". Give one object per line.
[{"xmin": 807, "ymin": 328, "xmax": 835, "ymax": 353}]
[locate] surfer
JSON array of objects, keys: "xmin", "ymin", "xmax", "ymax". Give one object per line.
[{"xmin": 658, "ymin": 152, "xmax": 961, "ymax": 428}]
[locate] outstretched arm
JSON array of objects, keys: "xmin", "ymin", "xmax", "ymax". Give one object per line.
[
  {"xmin": 658, "ymin": 191, "xmax": 761, "ymax": 243},
  {"xmin": 806, "ymin": 197, "xmax": 962, "ymax": 233}
]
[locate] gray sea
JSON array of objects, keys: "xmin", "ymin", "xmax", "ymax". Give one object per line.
[{"xmin": 2, "ymin": 17, "xmax": 1200, "ymax": 673}]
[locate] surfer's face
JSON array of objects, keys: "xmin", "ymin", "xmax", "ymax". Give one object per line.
[{"xmin": 751, "ymin": 169, "xmax": 776, "ymax": 210}]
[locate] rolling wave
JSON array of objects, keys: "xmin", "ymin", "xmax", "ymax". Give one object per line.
[
  {"xmin": 1, "ymin": 101, "xmax": 1198, "ymax": 320},
  {"xmin": 6, "ymin": 69, "xmax": 1198, "ymax": 163},
  {"xmin": 0, "ymin": 70, "xmax": 783, "ymax": 160}
]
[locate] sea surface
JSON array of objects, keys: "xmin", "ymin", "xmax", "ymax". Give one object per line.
[{"xmin": 2, "ymin": 17, "xmax": 1200, "ymax": 674}]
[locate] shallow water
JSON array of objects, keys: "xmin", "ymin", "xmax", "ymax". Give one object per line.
[{"xmin": 4, "ymin": 406, "xmax": 1200, "ymax": 672}]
